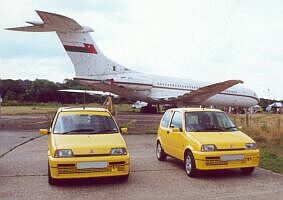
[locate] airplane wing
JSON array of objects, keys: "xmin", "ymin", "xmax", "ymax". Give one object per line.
[
  {"xmin": 169, "ymin": 80, "xmax": 243, "ymax": 105},
  {"xmin": 74, "ymin": 78, "xmax": 157, "ymax": 103},
  {"xmin": 58, "ymin": 89, "xmax": 118, "ymax": 97}
]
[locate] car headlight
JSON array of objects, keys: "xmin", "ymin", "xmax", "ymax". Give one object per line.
[
  {"xmin": 110, "ymin": 148, "xmax": 127, "ymax": 155},
  {"xmin": 245, "ymin": 143, "xmax": 256, "ymax": 150},
  {"xmin": 54, "ymin": 149, "xmax": 73, "ymax": 158},
  {"xmin": 201, "ymin": 144, "xmax": 217, "ymax": 152}
]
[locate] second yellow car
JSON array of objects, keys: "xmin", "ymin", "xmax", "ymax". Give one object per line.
[{"xmin": 156, "ymin": 108, "xmax": 259, "ymax": 177}]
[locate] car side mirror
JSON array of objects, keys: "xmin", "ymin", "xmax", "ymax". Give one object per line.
[
  {"xmin": 39, "ymin": 129, "xmax": 49, "ymax": 135},
  {"xmin": 120, "ymin": 127, "xmax": 128, "ymax": 134},
  {"xmin": 172, "ymin": 127, "xmax": 182, "ymax": 133}
]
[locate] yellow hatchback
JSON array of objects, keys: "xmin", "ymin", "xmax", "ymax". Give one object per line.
[
  {"xmin": 156, "ymin": 108, "xmax": 259, "ymax": 177},
  {"xmin": 40, "ymin": 107, "xmax": 130, "ymax": 184}
]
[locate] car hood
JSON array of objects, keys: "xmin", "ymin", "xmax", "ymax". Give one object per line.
[
  {"xmin": 53, "ymin": 133, "xmax": 126, "ymax": 155},
  {"xmin": 190, "ymin": 131, "xmax": 254, "ymax": 150}
]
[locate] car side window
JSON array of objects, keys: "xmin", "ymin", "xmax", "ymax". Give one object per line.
[
  {"xmin": 170, "ymin": 111, "xmax": 182, "ymax": 129},
  {"xmin": 161, "ymin": 111, "xmax": 172, "ymax": 128}
]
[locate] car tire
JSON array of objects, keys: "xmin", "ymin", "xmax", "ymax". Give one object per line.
[
  {"xmin": 48, "ymin": 162, "xmax": 57, "ymax": 185},
  {"xmin": 184, "ymin": 151, "xmax": 197, "ymax": 177},
  {"xmin": 156, "ymin": 141, "xmax": 167, "ymax": 161},
  {"xmin": 240, "ymin": 167, "xmax": 255, "ymax": 175}
]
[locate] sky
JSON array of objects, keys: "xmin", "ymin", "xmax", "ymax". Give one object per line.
[{"xmin": 0, "ymin": 0, "xmax": 282, "ymax": 100}]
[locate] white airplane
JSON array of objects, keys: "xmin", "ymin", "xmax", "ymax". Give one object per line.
[{"xmin": 7, "ymin": 11, "xmax": 259, "ymax": 112}]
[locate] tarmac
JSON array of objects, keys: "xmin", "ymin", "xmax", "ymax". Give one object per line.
[{"xmin": 1, "ymin": 128, "xmax": 283, "ymax": 200}]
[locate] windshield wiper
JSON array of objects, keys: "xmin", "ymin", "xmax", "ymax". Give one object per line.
[
  {"xmin": 195, "ymin": 127, "xmax": 225, "ymax": 132},
  {"xmin": 94, "ymin": 129, "xmax": 118, "ymax": 134},
  {"xmin": 60, "ymin": 128, "xmax": 118, "ymax": 135},
  {"xmin": 61, "ymin": 129, "xmax": 97, "ymax": 134},
  {"xmin": 222, "ymin": 126, "xmax": 237, "ymax": 130},
  {"xmin": 195, "ymin": 126, "xmax": 238, "ymax": 132}
]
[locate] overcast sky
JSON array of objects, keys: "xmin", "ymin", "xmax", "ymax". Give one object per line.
[{"xmin": 0, "ymin": 0, "xmax": 282, "ymax": 100}]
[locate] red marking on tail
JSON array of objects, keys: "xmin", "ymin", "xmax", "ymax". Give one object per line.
[
  {"xmin": 63, "ymin": 43, "xmax": 97, "ymax": 54},
  {"xmin": 84, "ymin": 43, "xmax": 97, "ymax": 54}
]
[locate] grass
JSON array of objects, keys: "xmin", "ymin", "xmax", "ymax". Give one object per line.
[
  {"xmin": 230, "ymin": 113, "xmax": 283, "ymax": 174},
  {"xmin": 259, "ymin": 144, "xmax": 283, "ymax": 174},
  {"xmin": 0, "ymin": 103, "xmax": 133, "ymax": 115},
  {"xmin": 1, "ymin": 104, "xmax": 58, "ymax": 115},
  {"xmin": 230, "ymin": 114, "xmax": 283, "ymax": 144},
  {"xmin": 114, "ymin": 104, "xmax": 133, "ymax": 112}
]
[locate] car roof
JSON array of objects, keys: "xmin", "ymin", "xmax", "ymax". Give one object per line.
[
  {"xmin": 166, "ymin": 107, "xmax": 223, "ymax": 113},
  {"xmin": 58, "ymin": 107, "xmax": 109, "ymax": 113}
]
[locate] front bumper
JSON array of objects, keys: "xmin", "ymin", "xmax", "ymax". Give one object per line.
[
  {"xmin": 193, "ymin": 149, "xmax": 259, "ymax": 170},
  {"xmin": 48, "ymin": 154, "xmax": 130, "ymax": 179}
]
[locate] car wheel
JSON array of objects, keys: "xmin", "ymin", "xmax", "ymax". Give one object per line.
[
  {"xmin": 184, "ymin": 151, "xmax": 197, "ymax": 177},
  {"xmin": 48, "ymin": 162, "xmax": 57, "ymax": 185},
  {"xmin": 240, "ymin": 167, "xmax": 255, "ymax": 175},
  {"xmin": 156, "ymin": 142, "xmax": 167, "ymax": 161}
]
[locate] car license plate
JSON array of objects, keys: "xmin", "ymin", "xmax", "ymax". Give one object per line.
[
  {"xmin": 220, "ymin": 154, "xmax": 244, "ymax": 161},
  {"xmin": 76, "ymin": 161, "xmax": 108, "ymax": 169}
]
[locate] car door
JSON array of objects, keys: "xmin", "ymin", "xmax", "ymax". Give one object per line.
[
  {"xmin": 158, "ymin": 110, "xmax": 173, "ymax": 154},
  {"xmin": 168, "ymin": 111, "xmax": 185, "ymax": 160}
]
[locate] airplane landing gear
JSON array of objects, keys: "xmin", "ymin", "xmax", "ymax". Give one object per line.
[{"xmin": 140, "ymin": 104, "xmax": 157, "ymax": 113}]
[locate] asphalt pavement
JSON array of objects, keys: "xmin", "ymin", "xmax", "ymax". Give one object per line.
[{"xmin": 0, "ymin": 131, "xmax": 283, "ymax": 200}]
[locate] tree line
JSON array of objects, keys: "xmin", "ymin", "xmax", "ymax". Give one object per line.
[
  {"xmin": 0, "ymin": 79, "xmax": 104, "ymax": 104},
  {"xmin": 0, "ymin": 78, "xmax": 280, "ymax": 108}
]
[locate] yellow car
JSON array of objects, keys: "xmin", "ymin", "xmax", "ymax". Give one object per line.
[
  {"xmin": 156, "ymin": 108, "xmax": 259, "ymax": 177},
  {"xmin": 39, "ymin": 107, "xmax": 130, "ymax": 184}
]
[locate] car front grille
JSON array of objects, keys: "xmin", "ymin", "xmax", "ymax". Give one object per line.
[
  {"xmin": 216, "ymin": 148, "xmax": 245, "ymax": 151},
  {"xmin": 205, "ymin": 157, "xmax": 246, "ymax": 166},
  {"xmin": 205, "ymin": 159, "xmax": 228, "ymax": 166},
  {"xmin": 56, "ymin": 162, "xmax": 127, "ymax": 175},
  {"xmin": 73, "ymin": 154, "xmax": 110, "ymax": 157}
]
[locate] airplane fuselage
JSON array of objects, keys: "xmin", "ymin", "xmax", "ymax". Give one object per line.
[{"xmin": 77, "ymin": 71, "xmax": 259, "ymax": 107}]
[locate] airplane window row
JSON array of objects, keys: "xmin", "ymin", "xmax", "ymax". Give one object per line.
[
  {"xmin": 155, "ymin": 83, "xmax": 242, "ymax": 96},
  {"xmin": 226, "ymin": 90, "xmax": 238, "ymax": 94},
  {"xmin": 156, "ymin": 82, "xmax": 198, "ymax": 90}
]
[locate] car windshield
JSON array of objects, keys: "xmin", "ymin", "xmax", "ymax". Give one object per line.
[
  {"xmin": 53, "ymin": 112, "xmax": 118, "ymax": 134},
  {"xmin": 185, "ymin": 111, "xmax": 237, "ymax": 132}
]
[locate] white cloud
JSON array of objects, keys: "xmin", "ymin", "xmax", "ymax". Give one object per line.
[
  {"xmin": 0, "ymin": 0, "xmax": 282, "ymax": 99},
  {"xmin": 0, "ymin": 57, "xmax": 74, "ymax": 81}
]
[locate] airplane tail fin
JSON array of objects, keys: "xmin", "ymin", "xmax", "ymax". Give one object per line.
[{"xmin": 6, "ymin": 10, "xmax": 129, "ymax": 78}]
